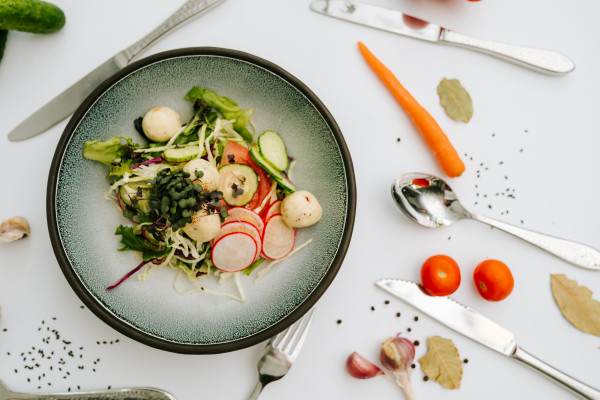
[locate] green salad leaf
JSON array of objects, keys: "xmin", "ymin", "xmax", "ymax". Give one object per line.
[
  {"xmin": 115, "ymin": 225, "xmax": 170, "ymax": 261},
  {"xmin": 83, "ymin": 136, "xmax": 138, "ymax": 166},
  {"xmin": 186, "ymin": 86, "xmax": 254, "ymax": 142}
]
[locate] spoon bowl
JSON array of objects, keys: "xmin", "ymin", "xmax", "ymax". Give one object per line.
[
  {"xmin": 391, "ymin": 172, "xmax": 470, "ymax": 228},
  {"xmin": 392, "ymin": 172, "xmax": 600, "ymax": 271}
]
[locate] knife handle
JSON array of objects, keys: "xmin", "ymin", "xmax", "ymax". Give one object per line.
[
  {"xmin": 470, "ymin": 213, "xmax": 600, "ymax": 271},
  {"xmin": 123, "ymin": 0, "xmax": 223, "ymax": 62},
  {"xmin": 440, "ymin": 29, "xmax": 575, "ymax": 74},
  {"xmin": 513, "ymin": 347, "xmax": 600, "ymax": 399}
]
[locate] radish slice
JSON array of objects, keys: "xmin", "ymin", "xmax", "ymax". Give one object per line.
[
  {"xmin": 223, "ymin": 207, "xmax": 264, "ymax": 234},
  {"xmin": 211, "ymin": 232, "xmax": 257, "ymax": 272},
  {"xmin": 214, "ymin": 221, "xmax": 262, "ymax": 261},
  {"xmin": 263, "ymin": 200, "xmax": 282, "ymax": 222},
  {"xmin": 261, "ymin": 214, "xmax": 296, "ymax": 260}
]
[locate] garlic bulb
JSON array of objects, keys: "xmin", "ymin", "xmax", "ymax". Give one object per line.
[{"xmin": 380, "ymin": 334, "xmax": 417, "ymax": 400}]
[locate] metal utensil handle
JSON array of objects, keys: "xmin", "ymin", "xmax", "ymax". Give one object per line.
[
  {"xmin": 471, "ymin": 214, "xmax": 600, "ymax": 271},
  {"xmin": 123, "ymin": 0, "xmax": 223, "ymax": 62},
  {"xmin": 8, "ymin": 388, "xmax": 176, "ymax": 400},
  {"xmin": 513, "ymin": 347, "xmax": 600, "ymax": 400},
  {"xmin": 441, "ymin": 29, "xmax": 575, "ymax": 74}
]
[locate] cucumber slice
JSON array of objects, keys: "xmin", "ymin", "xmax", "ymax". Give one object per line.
[
  {"xmin": 119, "ymin": 183, "xmax": 151, "ymax": 214},
  {"xmin": 218, "ymin": 164, "xmax": 258, "ymax": 206},
  {"xmin": 163, "ymin": 146, "xmax": 200, "ymax": 162},
  {"xmin": 258, "ymin": 130, "xmax": 288, "ymax": 171},
  {"xmin": 250, "ymin": 145, "xmax": 296, "ymax": 193}
]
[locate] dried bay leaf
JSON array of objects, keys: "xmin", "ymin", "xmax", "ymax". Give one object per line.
[
  {"xmin": 437, "ymin": 78, "xmax": 473, "ymax": 122},
  {"xmin": 550, "ymin": 274, "xmax": 600, "ymax": 337},
  {"xmin": 418, "ymin": 335, "xmax": 462, "ymax": 390}
]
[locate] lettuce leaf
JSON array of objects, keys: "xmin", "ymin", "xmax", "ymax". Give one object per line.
[
  {"xmin": 115, "ymin": 225, "xmax": 170, "ymax": 261},
  {"xmin": 83, "ymin": 136, "xmax": 139, "ymax": 166},
  {"xmin": 186, "ymin": 86, "xmax": 254, "ymax": 142}
]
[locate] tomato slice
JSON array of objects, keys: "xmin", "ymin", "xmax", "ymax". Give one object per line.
[{"xmin": 221, "ymin": 141, "xmax": 272, "ymax": 211}]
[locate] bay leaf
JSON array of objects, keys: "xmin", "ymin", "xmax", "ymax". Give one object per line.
[
  {"xmin": 437, "ymin": 78, "xmax": 473, "ymax": 122},
  {"xmin": 550, "ymin": 274, "xmax": 600, "ymax": 337},
  {"xmin": 418, "ymin": 335, "xmax": 462, "ymax": 390}
]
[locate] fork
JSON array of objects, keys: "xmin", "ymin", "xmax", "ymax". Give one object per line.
[{"xmin": 247, "ymin": 309, "xmax": 316, "ymax": 400}]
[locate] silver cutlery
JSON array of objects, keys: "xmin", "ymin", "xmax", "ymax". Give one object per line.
[
  {"xmin": 376, "ymin": 279, "xmax": 600, "ymax": 400},
  {"xmin": 0, "ymin": 379, "xmax": 177, "ymax": 400},
  {"xmin": 309, "ymin": 0, "xmax": 575, "ymax": 74},
  {"xmin": 8, "ymin": 0, "xmax": 225, "ymax": 142},
  {"xmin": 392, "ymin": 173, "xmax": 600, "ymax": 271},
  {"xmin": 247, "ymin": 309, "xmax": 315, "ymax": 400}
]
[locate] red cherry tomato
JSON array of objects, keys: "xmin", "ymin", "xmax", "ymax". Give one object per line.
[
  {"xmin": 473, "ymin": 259, "xmax": 514, "ymax": 301},
  {"xmin": 420, "ymin": 255, "xmax": 461, "ymax": 296}
]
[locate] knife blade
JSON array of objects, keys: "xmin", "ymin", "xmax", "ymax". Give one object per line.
[
  {"xmin": 309, "ymin": 0, "xmax": 575, "ymax": 74},
  {"xmin": 376, "ymin": 279, "xmax": 600, "ymax": 400},
  {"xmin": 8, "ymin": 0, "xmax": 224, "ymax": 142}
]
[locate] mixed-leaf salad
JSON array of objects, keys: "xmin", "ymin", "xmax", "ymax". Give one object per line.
[{"xmin": 83, "ymin": 86, "xmax": 322, "ymax": 301}]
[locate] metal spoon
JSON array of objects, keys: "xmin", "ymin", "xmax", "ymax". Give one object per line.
[
  {"xmin": 391, "ymin": 173, "xmax": 600, "ymax": 271},
  {"xmin": 0, "ymin": 379, "xmax": 177, "ymax": 400}
]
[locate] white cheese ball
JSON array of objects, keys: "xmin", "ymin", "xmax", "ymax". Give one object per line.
[
  {"xmin": 281, "ymin": 190, "xmax": 322, "ymax": 228},
  {"xmin": 182, "ymin": 209, "xmax": 221, "ymax": 243},
  {"xmin": 141, "ymin": 106, "xmax": 181, "ymax": 142},
  {"xmin": 183, "ymin": 158, "xmax": 219, "ymax": 191}
]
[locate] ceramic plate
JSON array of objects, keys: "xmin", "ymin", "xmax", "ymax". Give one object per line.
[{"xmin": 47, "ymin": 47, "xmax": 355, "ymax": 354}]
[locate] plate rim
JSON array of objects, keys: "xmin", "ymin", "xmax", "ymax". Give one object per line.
[{"xmin": 46, "ymin": 46, "xmax": 356, "ymax": 354}]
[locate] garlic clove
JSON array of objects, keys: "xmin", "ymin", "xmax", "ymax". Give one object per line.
[
  {"xmin": 346, "ymin": 351, "xmax": 384, "ymax": 379},
  {"xmin": 0, "ymin": 216, "xmax": 30, "ymax": 243},
  {"xmin": 380, "ymin": 334, "xmax": 417, "ymax": 400}
]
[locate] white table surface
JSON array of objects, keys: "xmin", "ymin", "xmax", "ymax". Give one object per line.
[{"xmin": 1, "ymin": 0, "xmax": 599, "ymax": 399}]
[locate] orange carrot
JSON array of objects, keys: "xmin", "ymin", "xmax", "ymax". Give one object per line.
[{"xmin": 357, "ymin": 41, "xmax": 465, "ymax": 178}]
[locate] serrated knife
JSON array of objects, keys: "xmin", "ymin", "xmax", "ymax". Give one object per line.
[
  {"xmin": 7, "ymin": 0, "xmax": 224, "ymax": 142},
  {"xmin": 376, "ymin": 279, "xmax": 600, "ymax": 400},
  {"xmin": 309, "ymin": 0, "xmax": 575, "ymax": 74}
]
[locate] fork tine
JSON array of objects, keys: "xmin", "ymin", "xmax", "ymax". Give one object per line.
[{"xmin": 283, "ymin": 308, "xmax": 315, "ymax": 358}]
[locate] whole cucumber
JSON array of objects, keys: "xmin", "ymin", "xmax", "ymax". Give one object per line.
[{"xmin": 0, "ymin": 0, "xmax": 65, "ymax": 33}]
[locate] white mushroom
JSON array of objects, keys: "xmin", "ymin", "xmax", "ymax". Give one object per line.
[
  {"xmin": 182, "ymin": 209, "xmax": 221, "ymax": 243},
  {"xmin": 141, "ymin": 106, "xmax": 181, "ymax": 142},
  {"xmin": 280, "ymin": 190, "xmax": 322, "ymax": 228},
  {"xmin": 183, "ymin": 158, "xmax": 220, "ymax": 191}
]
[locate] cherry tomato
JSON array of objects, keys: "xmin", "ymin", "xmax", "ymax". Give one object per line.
[
  {"xmin": 473, "ymin": 259, "xmax": 514, "ymax": 301},
  {"xmin": 420, "ymin": 255, "xmax": 461, "ymax": 296}
]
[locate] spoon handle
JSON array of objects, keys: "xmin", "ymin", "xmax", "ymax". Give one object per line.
[{"xmin": 471, "ymin": 214, "xmax": 600, "ymax": 271}]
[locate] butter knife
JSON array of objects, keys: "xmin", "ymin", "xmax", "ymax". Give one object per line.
[
  {"xmin": 376, "ymin": 279, "xmax": 600, "ymax": 400},
  {"xmin": 8, "ymin": 0, "xmax": 224, "ymax": 142},
  {"xmin": 0, "ymin": 379, "xmax": 176, "ymax": 400},
  {"xmin": 310, "ymin": 0, "xmax": 575, "ymax": 74}
]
